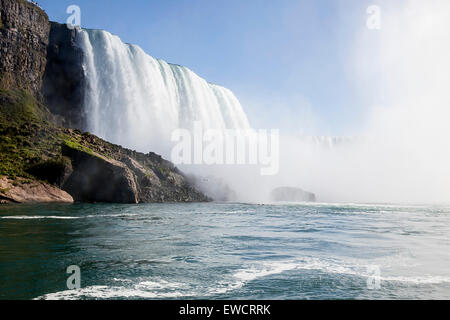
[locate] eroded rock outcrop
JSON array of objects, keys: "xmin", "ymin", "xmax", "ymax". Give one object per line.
[
  {"xmin": 61, "ymin": 143, "xmax": 139, "ymax": 204},
  {"xmin": 0, "ymin": 176, "xmax": 73, "ymax": 204}
]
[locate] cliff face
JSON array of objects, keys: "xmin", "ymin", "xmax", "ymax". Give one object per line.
[
  {"xmin": 42, "ymin": 22, "xmax": 85, "ymax": 129},
  {"xmin": 0, "ymin": 0, "xmax": 85, "ymax": 128},
  {"xmin": 0, "ymin": 0, "xmax": 49, "ymax": 97}
]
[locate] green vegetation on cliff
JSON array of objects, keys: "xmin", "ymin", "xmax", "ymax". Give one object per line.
[
  {"xmin": 0, "ymin": 88, "xmax": 57, "ymax": 180},
  {"xmin": 63, "ymin": 139, "xmax": 96, "ymax": 157},
  {"xmin": 0, "ymin": 88, "xmax": 104, "ymax": 181},
  {"xmin": 0, "ymin": 88, "xmax": 117, "ymax": 182}
]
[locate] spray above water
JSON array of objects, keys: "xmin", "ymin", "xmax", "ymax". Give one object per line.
[{"xmin": 259, "ymin": 0, "xmax": 450, "ymax": 204}]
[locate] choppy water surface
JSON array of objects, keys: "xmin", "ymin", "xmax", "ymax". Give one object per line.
[{"xmin": 1, "ymin": 202, "xmax": 450, "ymax": 300}]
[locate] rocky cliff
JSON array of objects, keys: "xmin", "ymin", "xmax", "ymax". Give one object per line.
[
  {"xmin": 0, "ymin": 0, "xmax": 49, "ymax": 97},
  {"xmin": 42, "ymin": 22, "xmax": 85, "ymax": 129},
  {"xmin": 0, "ymin": 0, "xmax": 85, "ymax": 128},
  {"xmin": 0, "ymin": 0, "xmax": 209, "ymax": 204}
]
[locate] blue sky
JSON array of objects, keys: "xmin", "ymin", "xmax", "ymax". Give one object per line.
[{"xmin": 38, "ymin": 0, "xmax": 381, "ymax": 136}]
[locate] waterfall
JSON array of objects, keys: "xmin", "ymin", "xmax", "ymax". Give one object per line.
[{"xmin": 76, "ymin": 28, "xmax": 251, "ymax": 156}]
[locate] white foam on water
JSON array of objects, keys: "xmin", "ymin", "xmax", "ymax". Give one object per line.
[
  {"xmin": 210, "ymin": 263, "xmax": 299, "ymax": 295},
  {"xmin": 35, "ymin": 285, "xmax": 185, "ymax": 300},
  {"xmin": 135, "ymin": 279, "xmax": 188, "ymax": 290},
  {"xmin": 0, "ymin": 213, "xmax": 144, "ymax": 220},
  {"xmin": 279, "ymin": 258, "xmax": 450, "ymax": 285},
  {"xmin": 112, "ymin": 278, "xmax": 133, "ymax": 283},
  {"xmin": 35, "ymin": 279, "xmax": 188, "ymax": 300},
  {"xmin": 0, "ymin": 216, "xmax": 80, "ymax": 220},
  {"xmin": 211, "ymin": 257, "xmax": 450, "ymax": 295},
  {"xmin": 379, "ymin": 275, "xmax": 450, "ymax": 285}
]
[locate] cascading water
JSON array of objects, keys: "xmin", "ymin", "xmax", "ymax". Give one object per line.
[{"xmin": 76, "ymin": 28, "xmax": 251, "ymax": 157}]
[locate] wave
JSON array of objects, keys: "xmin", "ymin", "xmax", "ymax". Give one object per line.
[
  {"xmin": 35, "ymin": 285, "xmax": 185, "ymax": 300},
  {"xmin": 213, "ymin": 257, "xmax": 450, "ymax": 295},
  {"xmin": 35, "ymin": 279, "xmax": 188, "ymax": 300},
  {"xmin": 35, "ymin": 257, "xmax": 450, "ymax": 300}
]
